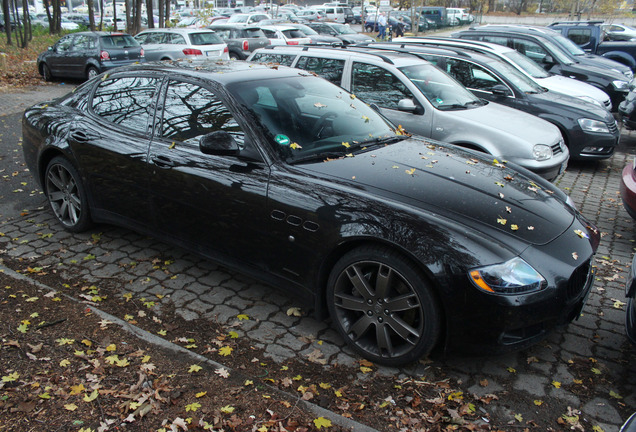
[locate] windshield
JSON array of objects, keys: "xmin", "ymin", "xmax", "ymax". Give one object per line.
[
  {"xmin": 487, "ymin": 59, "xmax": 544, "ymax": 93},
  {"xmin": 550, "ymin": 33, "xmax": 586, "ymax": 56},
  {"xmin": 228, "ymin": 15, "xmax": 248, "ymax": 22},
  {"xmin": 503, "ymin": 50, "xmax": 550, "ymax": 78},
  {"xmin": 228, "ymin": 75, "xmax": 398, "ymax": 163},
  {"xmin": 295, "ymin": 24, "xmax": 318, "ymax": 35},
  {"xmin": 332, "ymin": 23, "xmax": 356, "ymax": 34},
  {"xmin": 541, "ymin": 37, "xmax": 575, "ymax": 65},
  {"xmin": 399, "ymin": 63, "xmax": 482, "ymax": 109}
]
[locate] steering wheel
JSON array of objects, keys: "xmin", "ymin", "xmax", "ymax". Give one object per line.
[{"xmin": 310, "ymin": 111, "xmax": 338, "ymax": 140}]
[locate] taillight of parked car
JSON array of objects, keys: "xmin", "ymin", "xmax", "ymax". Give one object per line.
[
  {"xmin": 242, "ymin": 40, "xmax": 249, "ymax": 51},
  {"xmin": 140, "ymin": 48, "xmax": 144, "ymax": 58},
  {"xmin": 100, "ymin": 50, "xmax": 110, "ymax": 60},
  {"xmin": 224, "ymin": 46, "xmax": 228, "ymax": 53},
  {"xmin": 287, "ymin": 40, "xmax": 299, "ymax": 45},
  {"xmin": 182, "ymin": 48, "xmax": 203, "ymax": 56}
]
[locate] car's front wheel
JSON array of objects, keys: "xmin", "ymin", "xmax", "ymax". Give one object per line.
[
  {"xmin": 327, "ymin": 246, "xmax": 441, "ymax": 366},
  {"xmin": 44, "ymin": 156, "xmax": 92, "ymax": 232}
]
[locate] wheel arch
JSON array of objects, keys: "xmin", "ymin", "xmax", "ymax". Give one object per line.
[
  {"xmin": 602, "ymin": 51, "xmax": 636, "ymax": 70},
  {"xmin": 315, "ymin": 237, "xmax": 448, "ymax": 348}
]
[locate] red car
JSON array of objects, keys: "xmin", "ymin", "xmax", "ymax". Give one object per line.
[{"xmin": 620, "ymin": 157, "xmax": 636, "ymax": 219}]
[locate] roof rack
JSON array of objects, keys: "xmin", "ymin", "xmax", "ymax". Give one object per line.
[
  {"xmin": 353, "ymin": 42, "xmax": 473, "ymax": 59},
  {"xmin": 395, "ymin": 36, "xmax": 499, "ymax": 51},
  {"xmin": 258, "ymin": 44, "xmax": 398, "ymax": 65},
  {"xmin": 548, "ymin": 20, "xmax": 604, "ymax": 26}
]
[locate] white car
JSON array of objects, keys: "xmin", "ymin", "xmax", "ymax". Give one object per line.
[
  {"xmin": 227, "ymin": 13, "xmax": 271, "ymax": 24},
  {"xmin": 394, "ymin": 36, "xmax": 613, "ymax": 110},
  {"xmin": 134, "ymin": 28, "xmax": 229, "ymax": 61},
  {"xmin": 258, "ymin": 25, "xmax": 311, "ymax": 46}
]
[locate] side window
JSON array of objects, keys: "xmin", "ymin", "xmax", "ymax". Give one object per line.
[
  {"xmin": 161, "ymin": 80, "xmax": 245, "ymax": 147},
  {"xmin": 71, "ymin": 35, "xmax": 92, "ymax": 51},
  {"xmin": 250, "ymin": 53, "xmax": 295, "ymax": 66},
  {"xmin": 445, "ymin": 59, "xmax": 501, "ymax": 91},
  {"xmin": 168, "ymin": 34, "xmax": 186, "ymax": 44},
  {"xmin": 567, "ymin": 28, "xmax": 592, "ymax": 45},
  {"xmin": 92, "ymin": 76, "xmax": 159, "ymax": 132},
  {"xmin": 480, "ymin": 35, "xmax": 508, "ymax": 46},
  {"xmin": 56, "ymin": 35, "xmax": 74, "ymax": 52},
  {"xmin": 512, "ymin": 39, "xmax": 549, "ymax": 62},
  {"xmin": 296, "ymin": 56, "xmax": 345, "ymax": 85},
  {"xmin": 351, "ymin": 62, "xmax": 414, "ymax": 110}
]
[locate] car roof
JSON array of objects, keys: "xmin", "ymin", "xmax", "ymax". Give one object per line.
[
  {"xmin": 393, "ymin": 36, "xmax": 518, "ymax": 55},
  {"xmin": 138, "ymin": 27, "xmax": 215, "ymax": 34},
  {"xmin": 254, "ymin": 45, "xmax": 432, "ymax": 67},
  {"xmin": 259, "ymin": 24, "xmax": 298, "ymax": 30},
  {"xmin": 459, "ymin": 24, "xmax": 564, "ymax": 38},
  {"xmin": 359, "ymin": 43, "xmax": 500, "ymax": 65}
]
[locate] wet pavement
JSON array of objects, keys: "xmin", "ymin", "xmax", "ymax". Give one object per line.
[{"xmin": 1, "ymin": 83, "xmax": 635, "ymax": 431}]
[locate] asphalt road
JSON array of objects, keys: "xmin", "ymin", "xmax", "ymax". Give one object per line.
[{"xmin": 1, "ymin": 83, "xmax": 635, "ymax": 431}]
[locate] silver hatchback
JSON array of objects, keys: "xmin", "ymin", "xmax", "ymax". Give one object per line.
[
  {"xmin": 249, "ymin": 46, "xmax": 568, "ymax": 180},
  {"xmin": 134, "ymin": 28, "xmax": 229, "ymax": 61}
]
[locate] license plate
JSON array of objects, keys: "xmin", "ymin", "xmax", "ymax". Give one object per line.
[{"xmin": 206, "ymin": 51, "xmax": 219, "ymax": 57}]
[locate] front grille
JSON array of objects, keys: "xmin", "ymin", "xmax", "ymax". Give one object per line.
[
  {"xmin": 551, "ymin": 142, "xmax": 564, "ymax": 155},
  {"xmin": 607, "ymin": 120, "xmax": 619, "ymax": 135},
  {"xmin": 566, "ymin": 259, "xmax": 592, "ymax": 301}
]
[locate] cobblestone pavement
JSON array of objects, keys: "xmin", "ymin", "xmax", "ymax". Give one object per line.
[{"xmin": 1, "ymin": 85, "xmax": 635, "ymax": 431}]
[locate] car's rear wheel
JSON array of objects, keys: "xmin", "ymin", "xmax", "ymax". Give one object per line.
[
  {"xmin": 327, "ymin": 246, "xmax": 441, "ymax": 366},
  {"xmin": 44, "ymin": 156, "xmax": 92, "ymax": 232},
  {"xmin": 41, "ymin": 63, "xmax": 52, "ymax": 81},
  {"xmin": 229, "ymin": 52, "xmax": 241, "ymax": 60},
  {"xmin": 86, "ymin": 66, "xmax": 99, "ymax": 80}
]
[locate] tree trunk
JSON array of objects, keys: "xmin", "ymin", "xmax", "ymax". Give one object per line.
[
  {"xmin": 2, "ymin": 0, "xmax": 12, "ymax": 45},
  {"xmin": 146, "ymin": 0, "xmax": 154, "ymax": 29},
  {"xmin": 113, "ymin": 0, "xmax": 118, "ymax": 31},
  {"xmin": 133, "ymin": 0, "xmax": 142, "ymax": 33},
  {"xmin": 87, "ymin": 0, "xmax": 95, "ymax": 30},
  {"xmin": 99, "ymin": 0, "xmax": 104, "ymax": 30},
  {"xmin": 165, "ymin": 0, "xmax": 170, "ymax": 28},
  {"xmin": 21, "ymin": 0, "xmax": 31, "ymax": 46},
  {"xmin": 125, "ymin": 0, "xmax": 131, "ymax": 33}
]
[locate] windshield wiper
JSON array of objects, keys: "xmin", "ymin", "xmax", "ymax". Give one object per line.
[
  {"xmin": 358, "ymin": 135, "xmax": 407, "ymax": 147},
  {"xmin": 436, "ymin": 103, "xmax": 469, "ymax": 111},
  {"xmin": 287, "ymin": 151, "xmax": 346, "ymax": 165}
]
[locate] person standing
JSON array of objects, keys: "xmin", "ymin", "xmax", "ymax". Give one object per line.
[
  {"xmin": 395, "ymin": 17, "xmax": 405, "ymax": 37},
  {"xmin": 377, "ymin": 12, "xmax": 387, "ymax": 40}
]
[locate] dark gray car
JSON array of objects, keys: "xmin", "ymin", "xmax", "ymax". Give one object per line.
[
  {"xmin": 37, "ymin": 31, "xmax": 145, "ymax": 81},
  {"xmin": 207, "ymin": 24, "xmax": 271, "ymax": 60}
]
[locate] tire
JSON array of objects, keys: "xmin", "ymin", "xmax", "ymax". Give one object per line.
[
  {"xmin": 86, "ymin": 66, "xmax": 99, "ymax": 80},
  {"xmin": 229, "ymin": 52, "xmax": 241, "ymax": 60},
  {"xmin": 365, "ymin": 25, "xmax": 373, "ymax": 32},
  {"xmin": 327, "ymin": 246, "xmax": 441, "ymax": 366},
  {"xmin": 44, "ymin": 156, "xmax": 93, "ymax": 232},
  {"xmin": 41, "ymin": 63, "xmax": 52, "ymax": 82}
]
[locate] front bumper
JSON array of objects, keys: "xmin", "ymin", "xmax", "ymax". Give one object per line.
[{"xmin": 568, "ymin": 125, "xmax": 620, "ymax": 160}]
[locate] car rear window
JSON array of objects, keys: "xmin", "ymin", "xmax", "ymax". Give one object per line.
[
  {"xmin": 189, "ymin": 32, "xmax": 223, "ymax": 45},
  {"xmin": 101, "ymin": 35, "xmax": 139, "ymax": 48},
  {"xmin": 243, "ymin": 28, "xmax": 267, "ymax": 38},
  {"xmin": 282, "ymin": 29, "xmax": 306, "ymax": 39}
]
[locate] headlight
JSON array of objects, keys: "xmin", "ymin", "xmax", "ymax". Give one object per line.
[
  {"xmin": 532, "ymin": 144, "xmax": 552, "ymax": 161},
  {"xmin": 613, "ymin": 80, "xmax": 629, "ymax": 91},
  {"xmin": 578, "ymin": 118, "xmax": 610, "ymax": 133},
  {"xmin": 469, "ymin": 257, "xmax": 546, "ymax": 295},
  {"xmin": 578, "ymin": 95, "xmax": 605, "ymax": 109}
]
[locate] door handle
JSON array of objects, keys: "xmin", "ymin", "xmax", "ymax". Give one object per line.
[{"xmin": 69, "ymin": 130, "xmax": 89, "ymax": 143}]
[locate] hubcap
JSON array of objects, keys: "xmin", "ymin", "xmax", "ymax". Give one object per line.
[
  {"xmin": 333, "ymin": 261, "xmax": 423, "ymax": 359},
  {"xmin": 46, "ymin": 164, "xmax": 81, "ymax": 227}
]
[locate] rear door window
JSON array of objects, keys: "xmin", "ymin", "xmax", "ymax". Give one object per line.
[
  {"xmin": 296, "ymin": 56, "xmax": 345, "ymax": 85},
  {"xmin": 351, "ymin": 62, "xmax": 414, "ymax": 110}
]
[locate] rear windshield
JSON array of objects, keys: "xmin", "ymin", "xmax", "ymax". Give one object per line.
[
  {"xmin": 189, "ymin": 32, "xmax": 223, "ymax": 45},
  {"xmin": 100, "ymin": 35, "xmax": 139, "ymax": 48},
  {"xmin": 282, "ymin": 29, "xmax": 306, "ymax": 38},
  {"xmin": 242, "ymin": 28, "xmax": 267, "ymax": 38}
]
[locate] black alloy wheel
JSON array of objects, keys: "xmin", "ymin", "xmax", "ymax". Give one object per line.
[
  {"xmin": 44, "ymin": 156, "xmax": 92, "ymax": 232},
  {"xmin": 86, "ymin": 66, "xmax": 99, "ymax": 80},
  {"xmin": 327, "ymin": 246, "xmax": 441, "ymax": 366}
]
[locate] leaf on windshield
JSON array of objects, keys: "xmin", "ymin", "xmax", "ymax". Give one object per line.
[
  {"xmin": 350, "ymin": 103, "xmax": 356, "ymax": 109},
  {"xmin": 405, "ymin": 168, "xmax": 416, "ymax": 176},
  {"xmin": 506, "ymin": 206, "xmax": 511, "ymax": 213},
  {"xmin": 499, "ymin": 193, "xmax": 504, "ymax": 199},
  {"xmin": 342, "ymin": 142, "xmax": 350, "ymax": 148},
  {"xmin": 395, "ymin": 125, "xmax": 408, "ymax": 135},
  {"xmin": 169, "ymin": 142, "xmax": 176, "ymax": 149},
  {"xmin": 528, "ymin": 226, "xmax": 535, "ymax": 230},
  {"xmin": 350, "ymin": 94, "xmax": 356, "ymax": 99},
  {"xmin": 497, "ymin": 217, "xmax": 507, "ymax": 225},
  {"xmin": 362, "ymin": 115, "xmax": 370, "ymax": 123},
  {"xmin": 290, "ymin": 142, "xmax": 302, "ymax": 150},
  {"xmin": 504, "ymin": 175, "xmax": 514, "ymax": 181},
  {"xmin": 511, "ymin": 225, "xmax": 519, "ymax": 231},
  {"xmin": 426, "ymin": 145, "xmax": 436, "ymax": 150},
  {"xmin": 314, "ymin": 102, "xmax": 327, "ymax": 109},
  {"xmin": 572, "ymin": 252, "xmax": 579, "ymax": 260},
  {"xmin": 392, "ymin": 165, "xmax": 399, "ymax": 169},
  {"xmin": 466, "ymin": 160, "xmax": 477, "ymax": 165},
  {"xmin": 495, "ymin": 182, "xmax": 505, "ymax": 188},
  {"xmin": 528, "ymin": 186, "xmax": 539, "ymax": 193}
]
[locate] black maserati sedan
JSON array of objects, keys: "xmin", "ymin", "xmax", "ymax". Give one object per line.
[{"xmin": 22, "ymin": 60, "xmax": 600, "ymax": 366}]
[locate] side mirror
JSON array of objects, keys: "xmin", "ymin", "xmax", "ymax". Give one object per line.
[
  {"xmin": 397, "ymin": 98, "xmax": 417, "ymax": 112},
  {"xmin": 200, "ymin": 131, "xmax": 240, "ymax": 156},
  {"xmin": 491, "ymin": 84, "xmax": 512, "ymax": 97}
]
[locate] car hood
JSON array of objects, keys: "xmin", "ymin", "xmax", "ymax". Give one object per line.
[
  {"xmin": 307, "ymin": 35, "xmax": 342, "ymax": 44},
  {"xmin": 443, "ymin": 101, "xmax": 562, "ymax": 146},
  {"xmin": 301, "ymin": 138, "xmax": 575, "ymax": 246},
  {"xmin": 528, "ymin": 89, "xmax": 614, "ymax": 121},
  {"xmin": 536, "ymin": 75, "xmax": 611, "ymax": 105}
]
